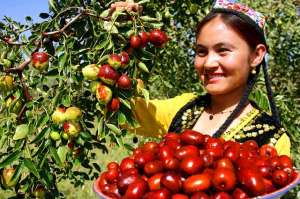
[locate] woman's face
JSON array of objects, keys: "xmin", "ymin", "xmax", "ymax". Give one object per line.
[{"xmin": 194, "ymin": 16, "xmax": 254, "ymax": 96}]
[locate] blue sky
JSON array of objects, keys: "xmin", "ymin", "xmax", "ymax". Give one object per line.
[{"xmin": 0, "ymin": 0, "xmax": 49, "ymax": 23}]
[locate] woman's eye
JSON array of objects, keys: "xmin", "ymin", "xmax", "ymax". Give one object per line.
[
  {"xmin": 195, "ymin": 49, "xmax": 207, "ymax": 56},
  {"xmin": 218, "ymin": 48, "xmax": 229, "ymax": 53}
]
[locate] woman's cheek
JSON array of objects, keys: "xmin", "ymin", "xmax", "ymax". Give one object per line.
[{"xmin": 194, "ymin": 57, "xmax": 204, "ymax": 79}]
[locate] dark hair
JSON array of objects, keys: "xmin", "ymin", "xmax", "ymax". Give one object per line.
[
  {"xmin": 195, "ymin": 9, "xmax": 280, "ymax": 137},
  {"xmin": 196, "ymin": 9, "xmax": 268, "ymax": 51}
]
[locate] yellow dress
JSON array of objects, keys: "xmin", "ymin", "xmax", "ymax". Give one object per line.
[{"xmin": 131, "ymin": 93, "xmax": 291, "ymax": 156}]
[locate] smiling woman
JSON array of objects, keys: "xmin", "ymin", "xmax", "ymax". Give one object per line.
[
  {"xmin": 132, "ymin": 0, "xmax": 290, "ymax": 156},
  {"xmin": 194, "ymin": 16, "xmax": 264, "ymax": 97}
]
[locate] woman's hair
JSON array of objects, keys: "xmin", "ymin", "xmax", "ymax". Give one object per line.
[
  {"xmin": 196, "ymin": 11, "xmax": 268, "ymax": 51},
  {"xmin": 195, "ymin": 10, "xmax": 280, "ymax": 137}
]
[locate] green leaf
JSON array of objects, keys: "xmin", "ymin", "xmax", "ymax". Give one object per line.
[
  {"xmin": 21, "ymin": 34, "xmax": 28, "ymax": 43},
  {"xmin": 0, "ymin": 150, "xmax": 21, "ymax": 169},
  {"xmin": 103, "ymin": 21, "xmax": 118, "ymax": 34},
  {"xmin": 149, "ymin": 22, "xmax": 164, "ymax": 29},
  {"xmin": 124, "ymin": 143, "xmax": 134, "ymax": 151},
  {"xmin": 137, "ymin": 0, "xmax": 150, "ymax": 4},
  {"xmin": 126, "ymin": 30, "xmax": 134, "ymax": 38},
  {"xmin": 111, "ymin": 10, "xmax": 124, "ymax": 21},
  {"xmin": 39, "ymin": 13, "xmax": 50, "ymax": 19},
  {"xmin": 30, "ymin": 128, "xmax": 50, "ymax": 144},
  {"xmin": 40, "ymin": 163, "xmax": 54, "ymax": 186},
  {"xmin": 80, "ymin": 131, "xmax": 92, "ymax": 141},
  {"xmin": 0, "ymin": 135, "xmax": 7, "ymax": 149},
  {"xmin": 100, "ymin": 9, "xmax": 110, "ymax": 18},
  {"xmin": 13, "ymin": 124, "xmax": 29, "ymax": 140},
  {"xmin": 99, "ymin": 54, "xmax": 109, "ymax": 64},
  {"xmin": 25, "ymin": 16, "xmax": 32, "ymax": 22},
  {"xmin": 155, "ymin": 11, "xmax": 162, "ymax": 21},
  {"xmin": 18, "ymin": 181, "xmax": 30, "ymax": 194},
  {"xmin": 142, "ymin": 89, "xmax": 149, "ymax": 105},
  {"xmin": 59, "ymin": 53, "xmax": 67, "ymax": 68},
  {"xmin": 24, "ymin": 159, "xmax": 40, "ymax": 178},
  {"xmin": 106, "ymin": 124, "xmax": 121, "ymax": 135},
  {"xmin": 0, "ymin": 21, "xmax": 5, "ymax": 29},
  {"xmin": 10, "ymin": 162, "xmax": 23, "ymax": 184},
  {"xmin": 109, "ymin": 133, "xmax": 123, "ymax": 146},
  {"xmin": 140, "ymin": 49, "xmax": 154, "ymax": 59},
  {"xmin": 57, "ymin": 146, "xmax": 68, "ymax": 163},
  {"xmin": 50, "ymin": 147, "xmax": 63, "ymax": 167},
  {"xmin": 96, "ymin": 39, "xmax": 110, "ymax": 50},
  {"xmin": 62, "ymin": 95, "xmax": 71, "ymax": 107},
  {"xmin": 92, "ymin": 163, "xmax": 101, "ymax": 172},
  {"xmin": 97, "ymin": 117, "xmax": 104, "ymax": 137},
  {"xmin": 163, "ymin": 80, "xmax": 173, "ymax": 89},
  {"xmin": 37, "ymin": 114, "xmax": 49, "ymax": 128},
  {"xmin": 38, "ymin": 150, "xmax": 48, "ymax": 168},
  {"xmin": 48, "ymin": 0, "xmax": 58, "ymax": 12},
  {"xmin": 140, "ymin": 16, "xmax": 159, "ymax": 22},
  {"xmin": 138, "ymin": 62, "xmax": 149, "ymax": 73},
  {"xmin": 46, "ymin": 69, "xmax": 59, "ymax": 76},
  {"xmin": 119, "ymin": 98, "xmax": 131, "ymax": 109},
  {"xmin": 118, "ymin": 112, "xmax": 127, "ymax": 125},
  {"xmin": 32, "ymin": 139, "xmax": 51, "ymax": 158}
]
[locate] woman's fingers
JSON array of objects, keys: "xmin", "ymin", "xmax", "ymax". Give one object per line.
[{"xmin": 110, "ymin": 2, "xmax": 142, "ymax": 13}]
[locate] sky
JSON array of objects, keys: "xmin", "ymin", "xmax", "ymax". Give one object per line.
[{"xmin": 0, "ymin": 0, "xmax": 49, "ymax": 23}]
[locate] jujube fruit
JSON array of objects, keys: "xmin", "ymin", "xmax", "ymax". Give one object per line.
[
  {"xmin": 31, "ymin": 52, "xmax": 49, "ymax": 71},
  {"xmin": 130, "ymin": 35, "xmax": 142, "ymax": 49},
  {"xmin": 117, "ymin": 74, "xmax": 132, "ymax": 89},
  {"xmin": 95, "ymin": 84, "xmax": 113, "ymax": 105},
  {"xmin": 82, "ymin": 64, "xmax": 99, "ymax": 80},
  {"xmin": 108, "ymin": 54, "xmax": 122, "ymax": 69},
  {"xmin": 98, "ymin": 64, "xmax": 119, "ymax": 85}
]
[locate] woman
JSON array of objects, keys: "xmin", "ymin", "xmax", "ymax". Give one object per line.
[{"xmin": 114, "ymin": 0, "xmax": 291, "ymax": 156}]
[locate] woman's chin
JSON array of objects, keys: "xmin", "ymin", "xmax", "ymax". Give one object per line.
[{"xmin": 204, "ymin": 85, "xmax": 228, "ymax": 96}]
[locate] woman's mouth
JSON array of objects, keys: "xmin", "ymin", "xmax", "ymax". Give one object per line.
[{"xmin": 205, "ymin": 73, "xmax": 225, "ymax": 83}]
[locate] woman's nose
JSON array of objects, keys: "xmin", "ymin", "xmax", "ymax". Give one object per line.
[{"xmin": 204, "ymin": 52, "xmax": 219, "ymax": 69}]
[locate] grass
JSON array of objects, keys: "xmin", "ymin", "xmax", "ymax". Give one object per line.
[{"xmin": 0, "ymin": 133, "xmax": 141, "ymax": 199}]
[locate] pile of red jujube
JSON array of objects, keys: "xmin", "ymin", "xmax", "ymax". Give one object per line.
[{"xmin": 96, "ymin": 130, "xmax": 297, "ymax": 199}]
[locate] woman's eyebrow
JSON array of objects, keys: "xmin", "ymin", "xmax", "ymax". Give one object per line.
[
  {"xmin": 196, "ymin": 42, "xmax": 235, "ymax": 49},
  {"xmin": 195, "ymin": 44, "xmax": 206, "ymax": 49},
  {"xmin": 214, "ymin": 42, "xmax": 235, "ymax": 49}
]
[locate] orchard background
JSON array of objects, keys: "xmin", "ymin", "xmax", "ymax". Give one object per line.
[{"xmin": 0, "ymin": 0, "xmax": 299, "ymax": 198}]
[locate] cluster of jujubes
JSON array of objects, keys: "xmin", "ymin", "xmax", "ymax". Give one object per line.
[
  {"xmin": 96, "ymin": 130, "xmax": 297, "ymax": 199},
  {"xmin": 82, "ymin": 29, "xmax": 169, "ymax": 113},
  {"xmin": 82, "ymin": 51, "xmax": 133, "ymax": 112},
  {"xmin": 51, "ymin": 106, "xmax": 82, "ymax": 140},
  {"xmin": 130, "ymin": 29, "xmax": 168, "ymax": 49}
]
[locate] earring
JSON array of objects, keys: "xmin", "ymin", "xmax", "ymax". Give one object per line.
[{"xmin": 251, "ymin": 67, "xmax": 256, "ymax": 74}]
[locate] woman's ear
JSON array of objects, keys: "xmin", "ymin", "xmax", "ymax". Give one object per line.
[{"xmin": 250, "ymin": 44, "xmax": 267, "ymax": 67}]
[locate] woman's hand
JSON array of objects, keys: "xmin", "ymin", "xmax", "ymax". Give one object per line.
[{"xmin": 110, "ymin": 1, "xmax": 143, "ymax": 13}]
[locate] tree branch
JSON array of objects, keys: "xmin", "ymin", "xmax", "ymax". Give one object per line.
[
  {"xmin": 43, "ymin": 12, "xmax": 84, "ymax": 36},
  {"xmin": 82, "ymin": 11, "xmax": 112, "ymax": 21},
  {"xmin": 17, "ymin": 70, "xmax": 32, "ymax": 101},
  {"xmin": 17, "ymin": 104, "xmax": 27, "ymax": 122},
  {"xmin": 0, "ymin": 36, "xmax": 27, "ymax": 45},
  {"xmin": 0, "ymin": 59, "xmax": 31, "ymax": 73}
]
